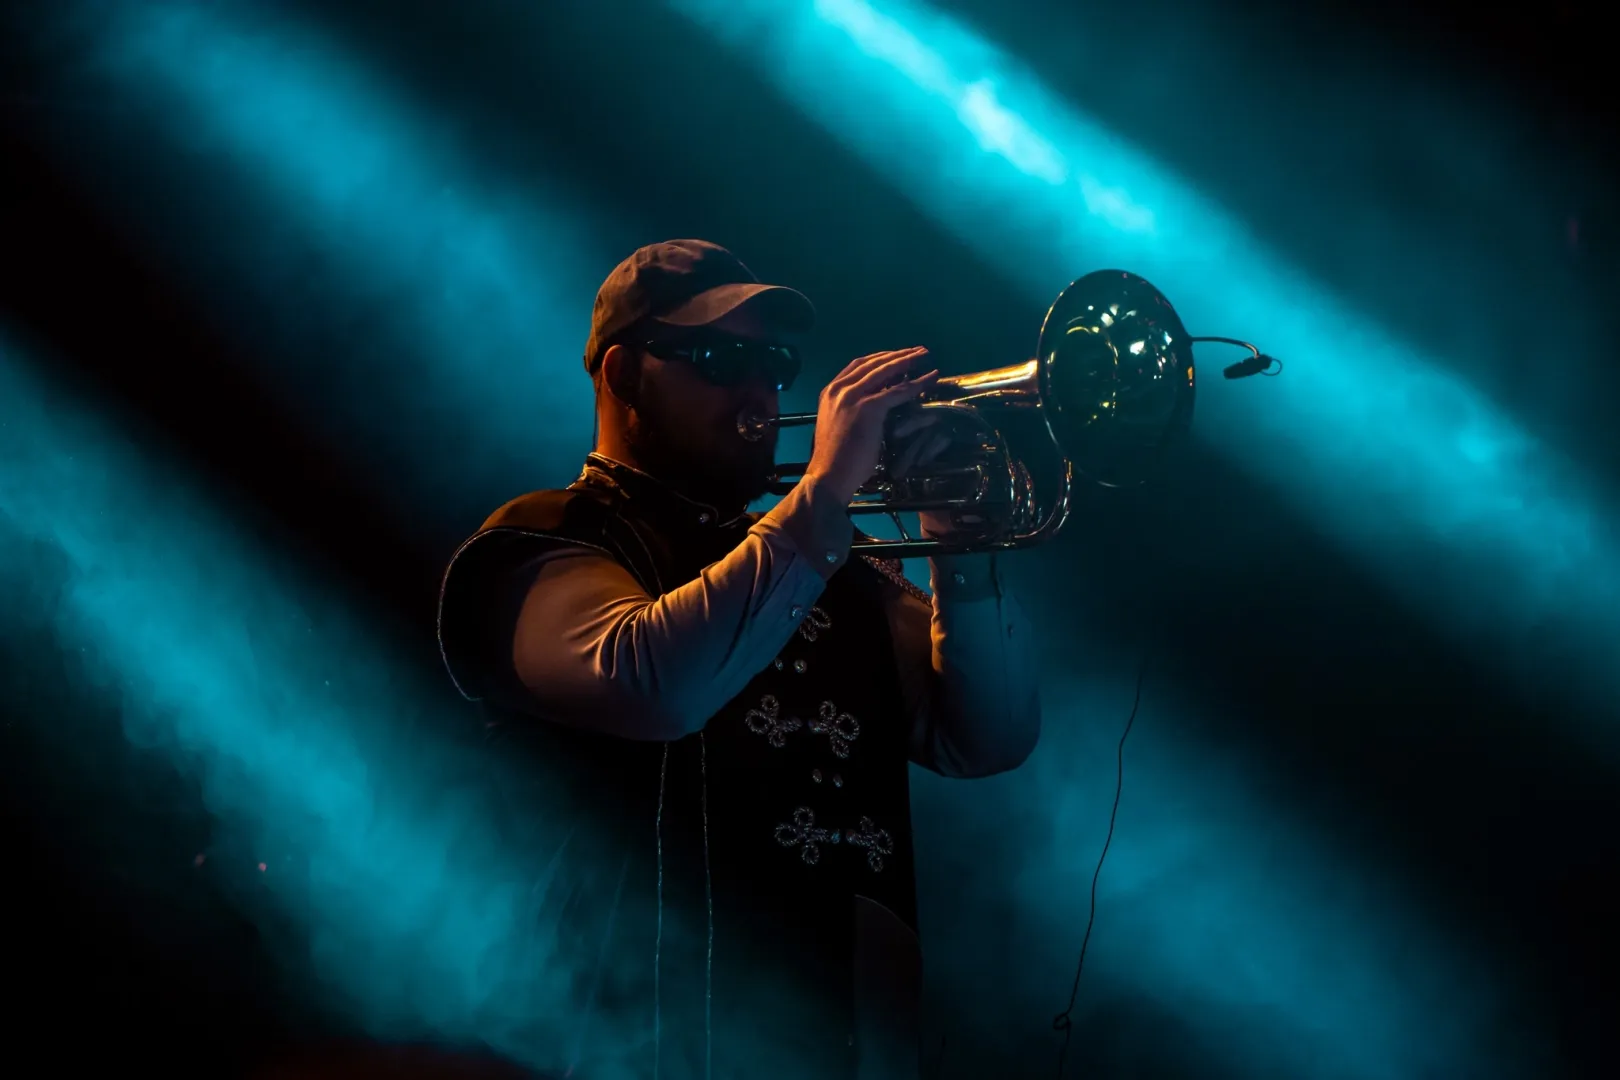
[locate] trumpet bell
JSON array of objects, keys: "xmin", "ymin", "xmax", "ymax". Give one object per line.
[
  {"xmin": 1039, "ymin": 270, "xmax": 1195, "ymax": 488},
  {"xmin": 750, "ymin": 268, "xmax": 1217, "ymax": 555}
]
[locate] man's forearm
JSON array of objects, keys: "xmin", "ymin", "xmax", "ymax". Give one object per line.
[
  {"xmin": 919, "ymin": 553, "xmax": 1042, "ymax": 775},
  {"xmin": 509, "ymin": 479, "xmax": 855, "ymax": 740}
]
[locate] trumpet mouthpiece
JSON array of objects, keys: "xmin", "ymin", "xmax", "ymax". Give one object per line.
[{"xmin": 737, "ymin": 410, "xmax": 774, "ymax": 442}]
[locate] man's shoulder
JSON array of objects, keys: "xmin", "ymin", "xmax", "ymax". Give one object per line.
[
  {"xmin": 444, "ymin": 485, "xmax": 626, "ymax": 588},
  {"xmin": 439, "ymin": 485, "xmax": 625, "ymax": 702},
  {"xmin": 479, "ymin": 486, "xmax": 615, "ymax": 535},
  {"xmin": 479, "ymin": 488, "xmax": 609, "ymax": 531}
]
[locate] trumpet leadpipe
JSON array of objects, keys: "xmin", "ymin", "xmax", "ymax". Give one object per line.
[{"xmin": 737, "ymin": 409, "xmax": 816, "ymax": 442}]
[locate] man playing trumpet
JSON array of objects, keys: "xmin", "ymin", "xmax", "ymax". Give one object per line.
[{"xmin": 436, "ymin": 239, "xmax": 1040, "ymax": 1080}]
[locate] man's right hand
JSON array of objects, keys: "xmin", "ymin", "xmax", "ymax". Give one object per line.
[{"xmin": 802, "ymin": 346, "xmax": 940, "ymax": 505}]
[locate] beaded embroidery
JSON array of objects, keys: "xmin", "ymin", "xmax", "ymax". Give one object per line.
[
  {"xmin": 809, "ymin": 700, "xmax": 860, "ymax": 758},
  {"xmin": 796, "ymin": 606, "xmax": 833, "ymax": 642},
  {"xmin": 846, "ymin": 817, "xmax": 894, "ymax": 872},
  {"xmin": 743, "ymin": 694, "xmax": 802, "ymax": 748},
  {"xmin": 774, "ymin": 807, "xmax": 841, "ymax": 865},
  {"xmin": 774, "ymin": 810, "xmax": 891, "ymax": 872}
]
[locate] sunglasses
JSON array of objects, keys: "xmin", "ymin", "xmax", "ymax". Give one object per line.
[{"xmin": 641, "ymin": 337, "xmax": 802, "ymax": 392}]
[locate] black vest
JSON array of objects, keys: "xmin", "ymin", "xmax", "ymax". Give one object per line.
[{"xmin": 437, "ymin": 457, "xmax": 922, "ymax": 1078}]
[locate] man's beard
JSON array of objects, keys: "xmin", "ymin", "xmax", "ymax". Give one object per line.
[{"xmin": 627, "ymin": 387, "xmax": 777, "ymax": 514}]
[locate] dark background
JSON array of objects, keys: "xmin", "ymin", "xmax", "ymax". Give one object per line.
[{"xmin": 2, "ymin": 1, "xmax": 1616, "ymax": 1077}]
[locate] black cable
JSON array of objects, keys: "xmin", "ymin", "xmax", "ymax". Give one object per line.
[
  {"xmin": 1050, "ymin": 643, "xmax": 1149, "ymax": 1078},
  {"xmin": 1188, "ymin": 335, "xmax": 1283, "ymax": 380}
]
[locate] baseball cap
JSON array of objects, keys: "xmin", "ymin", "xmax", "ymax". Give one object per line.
[{"xmin": 583, "ymin": 239, "xmax": 816, "ymax": 375}]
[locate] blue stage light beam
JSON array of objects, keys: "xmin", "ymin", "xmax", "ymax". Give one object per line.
[
  {"xmin": 909, "ymin": 667, "xmax": 1544, "ymax": 1078},
  {"xmin": 0, "ymin": 335, "xmax": 727, "ymax": 1079},
  {"xmin": 668, "ymin": 0, "xmax": 1620, "ymax": 723},
  {"xmin": 0, "ymin": 323, "xmax": 1542, "ymax": 1078},
  {"xmin": 665, "ymin": 2, "xmax": 1565, "ymax": 1074},
  {"xmin": 50, "ymin": 0, "xmax": 615, "ymax": 521}
]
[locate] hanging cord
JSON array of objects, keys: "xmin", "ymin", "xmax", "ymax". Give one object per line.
[
  {"xmin": 1047, "ymin": 338, "xmax": 1276, "ymax": 1074},
  {"xmin": 701, "ymin": 732, "xmax": 715, "ymax": 1080},
  {"xmin": 645, "ymin": 736, "xmax": 712, "ymax": 1080},
  {"xmin": 653, "ymin": 742, "xmax": 669, "ymax": 1080},
  {"xmin": 1050, "ymin": 642, "xmax": 1149, "ymax": 1078}
]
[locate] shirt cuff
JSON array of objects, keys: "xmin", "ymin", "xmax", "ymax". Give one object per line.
[
  {"xmin": 754, "ymin": 478, "xmax": 855, "ymax": 581},
  {"xmin": 929, "ymin": 552, "xmax": 1001, "ymax": 602}
]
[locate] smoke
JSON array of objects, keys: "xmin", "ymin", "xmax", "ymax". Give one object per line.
[
  {"xmin": 667, "ymin": 0, "xmax": 1620, "ymax": 730},
  {"xmin": 1, "ymin": 328, "xmax": 905, "ymax": 1077},
  {"xmin": 905, "ymin": 658, "xmax": 1548, "ymax": 1077},
  {"xmin": 0, "ymin": 338, "xmax": 628, "ymax": 1073},
  {"xmin": 22, "ymin": 0, "xmax": 620, "ymax": 529},
  {"xmin": 1, "ymin": 4, "xmax": 922, "ymax": 1073},
  {"xmin": 4, "ymin": 0, "xmax": 1596, "ymax": 1075}
]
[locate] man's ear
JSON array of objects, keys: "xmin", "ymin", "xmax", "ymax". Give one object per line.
[{"xmin": 600, "ymin": 343, "xmax": 641, "ymax": 408}]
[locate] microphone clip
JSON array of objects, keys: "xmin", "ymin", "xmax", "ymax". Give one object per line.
[
  {"xmin": 1189, "ymin": 336, "xmax": 1282, "ymax": 379},
  {"xmin": 1222, "ymin": 353, "xmax": 1279, "ymax": 379}
]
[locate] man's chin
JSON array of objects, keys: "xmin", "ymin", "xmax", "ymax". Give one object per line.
[{"xmin": 632, "ymin": 437, "xmax": 774, "ymax": 510}]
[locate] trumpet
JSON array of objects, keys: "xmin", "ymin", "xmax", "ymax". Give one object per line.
[{"xmin": 740, "ymin": 270, "xmax": 1261, "ymax": 557}]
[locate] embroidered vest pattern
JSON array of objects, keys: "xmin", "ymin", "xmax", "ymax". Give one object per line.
[
  {"xmin": 710, "ymin": 581, "xmax": 913, "ymax": 908},
  {"xmin": 438, "ymin": 460, "xmax": 921, "ymax": 1076}
]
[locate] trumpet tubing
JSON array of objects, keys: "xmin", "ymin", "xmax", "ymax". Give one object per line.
[{"xmin": 737, "ymin": 270, "xmax": 1208, "ymax": 557}]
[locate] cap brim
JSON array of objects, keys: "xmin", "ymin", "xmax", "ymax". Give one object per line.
[{"xmin": 652, "ymin": 282, "xmax": 816, "ymax": 339}]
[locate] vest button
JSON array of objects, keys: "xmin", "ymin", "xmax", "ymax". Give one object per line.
[
  {"xmin": 793, "ymin": 659, "xmax": 808, "ymax": 673},
  {"xmin": 824, "ymin": 550, "xmax": 838, "ymax": 563},
  {"xmin": 789, "ymin": 605, "xmax": 805, "ymax": 620},
  {"xmin": 698, "ymin": 512, "xmax": 712, "ymax": 524}
]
